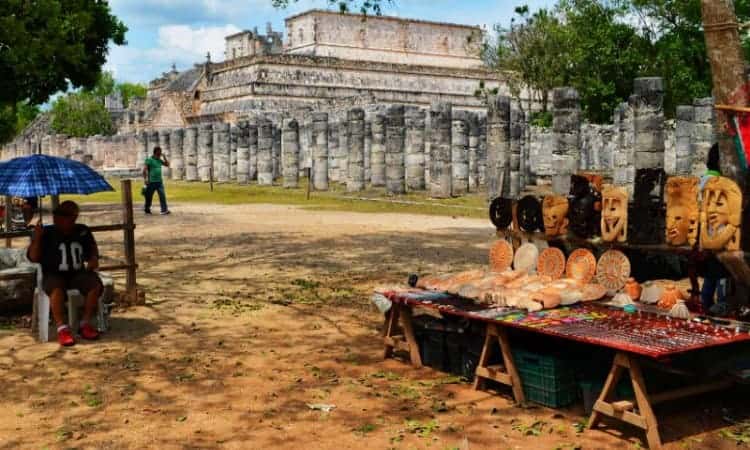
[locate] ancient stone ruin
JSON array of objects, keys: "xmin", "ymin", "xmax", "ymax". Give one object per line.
[{"xmin": 0, "ymin": 10, "xmax": 720, "ymax": 200}]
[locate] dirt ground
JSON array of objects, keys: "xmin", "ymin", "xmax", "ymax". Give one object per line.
[{"xmin": 1, "ymin": 202, "xmax": 749, "ymax": 449}]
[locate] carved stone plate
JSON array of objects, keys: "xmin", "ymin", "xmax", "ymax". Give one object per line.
[
  {"xmin": 513, "ymin": 243, "xmax": 539, "ymax": 274},
  {"xmin": 537, "ymin": 247, "xmax": 566, "ymax": 279},
  {"xmin": 489, "ymin": 240, "xmax": 514, "ymax": 272},
  {"xmin": 595, "ymin": 249, "xmax": 631, "ymax": 293},
  {"xmin": 565, "ymin": 248, "xmax": 597, "ymax": 283}
]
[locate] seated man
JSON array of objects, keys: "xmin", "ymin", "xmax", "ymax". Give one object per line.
[{"xmin": 27, "ymin": 200, "xmax": 102, "ymax": 346}]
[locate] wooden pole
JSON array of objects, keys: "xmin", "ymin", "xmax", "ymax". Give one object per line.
[
  {"xmin": 306, "ymin": 167, "xmax": 311, "ymax": 200},
  {"xmin": 701, "ymin": 0, "xmax": 748, "ymax": 185},
  {"xmin": 4, "ymin": 195, "xmax": 11, "ymax": 247},
  {"xmin": 120, "ymin": 179, "xmax": 139, "ymax": 304}
]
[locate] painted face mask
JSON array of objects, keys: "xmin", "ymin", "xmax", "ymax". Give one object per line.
[{"xmin": 601, "ymin": 185, "xmax": 628, "ymax": 242}]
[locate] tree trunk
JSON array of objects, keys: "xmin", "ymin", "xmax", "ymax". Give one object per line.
[{"xmin": 701, "ymin": 0, "xmax": 747, "ymax": 185}]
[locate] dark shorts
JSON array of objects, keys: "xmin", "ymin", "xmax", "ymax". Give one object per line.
[{"xmin": 43, "ymin": 271, "xmax": 103, "ymax": 297}]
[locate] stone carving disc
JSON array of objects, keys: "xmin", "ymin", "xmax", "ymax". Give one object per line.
[
  {"xmin": 537, "ymin": 247, "xmax": 566, "ymax": 279},
  {"xmin": 595, "ymin": 249, "xmax": 631, "ymax": 293},
  {"xmin": 565, "ymin": 248, "xmax": 597, "ymax": 283},
  {"xmin": 489, "ymin": 240, "xmax": 514, "ymax": 272},
  {"xmin": 513, "ymin": 243, "xmax": 539, "ymax": 274},
  {"xmin": 489, "ymin": 197, "xmax": 513, "ymax": 230}
]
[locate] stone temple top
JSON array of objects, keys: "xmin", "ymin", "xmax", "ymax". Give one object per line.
[{"xmin": 283, "ymin": 10, "xmax": 484, "ymax": 69}]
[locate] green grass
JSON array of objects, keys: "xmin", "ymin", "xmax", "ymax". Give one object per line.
[{"xmin": 66, "ymin": 179, "xmax": 488, "ymax": 219}]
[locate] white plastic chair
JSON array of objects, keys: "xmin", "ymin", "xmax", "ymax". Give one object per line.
[{"xmin": 34, "ymin": 270, "xmax": 113, "ymax": 342}]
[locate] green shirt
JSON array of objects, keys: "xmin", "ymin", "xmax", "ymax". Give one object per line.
[{"xmin": 145, "ymin": 157, "xmax": 163, "ymax": 183}]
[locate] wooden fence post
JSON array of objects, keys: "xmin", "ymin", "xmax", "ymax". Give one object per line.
[{"xmin": 120, "ymin": 179, "xmax": 139, "ymax": 303}]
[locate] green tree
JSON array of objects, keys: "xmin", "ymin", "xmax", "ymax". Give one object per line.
[
  {"xmin": 0, "ymin": 101, "xmax": 40, "ymax": 143},
  {"xmin": 117, "ymin": 82, "xmax": 147, "ymax": 108},
  {"xmin": 486, "ymin": 6, "xmax": 568, "ymax": 115},
  {"xmin": 50, "ymin": 92, "xmax": 113, "ymax": 137},
  {"xmin": 0, "ymin": 1, "xmax": 126, "ymax": 106},
  {"xmin": 556, "ymin": 0, "xmax": 651, "ymax": 123}
]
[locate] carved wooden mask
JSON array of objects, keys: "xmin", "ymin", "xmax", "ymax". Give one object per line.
[
  {"xmin": 542, "ymin": 195, "xmax": 569, "ymax": 237},
  {"xmin": 700, "ymin": 176, "xmax": 742, "ymax": 251},
  {"xmin": 665, "ymin": 177, "xmax": 699, "ymax": 246},
  {"xmin": 601, "ymin": 185, "xmax": 628, "ymax": 242}
]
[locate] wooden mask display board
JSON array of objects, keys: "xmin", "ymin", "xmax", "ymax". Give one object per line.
[
  {"xmin": 665, "ymin": 177, "xmax": 699, "ymax": 246},
  {"xmin": 700, "ymin": 176, "xmax": 742, "ymax": 251},
  {"xmin": 628, "ymin": 168, "xmax": 666, "ymax": 245},
  {"xmin": 568, "ymin": 175, "xmax": 602, "ymax": 239},
  {"xmin": 601, "ymin": 185, "xmax": 629, "ymax": 242},
  {"xmin": 542, "ymin": 195, "xmax": 569, "ymax": 238}
]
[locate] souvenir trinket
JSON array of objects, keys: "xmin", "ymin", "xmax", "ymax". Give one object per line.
[
  {"xmin": 542, "ymin": 195, "xmax": 569, "ymax": 237},
  {"xmin": 568, "ymin": 175, "xmax": 601, "ymax": 238},
  {"xmin": 595, "ymin": 249, "xmax": 631, "ymax": 293},
  {"xmin": 601, "ymin": 186, "xmax": 629, "ymax": 242},
  {"xmin": 700, "ymin": 176, "xmax": 742, "ymax": 251},
  {"xmin": 665, "ymin": 177, "xmax": 699, "ymax": 246},
  {"xmin": 517, "ymin": 195, "xmax": 544, "ymax": 233},
  {"xmin": 566, "ymin": 249, "xmax": 597, "ymax": 283}
]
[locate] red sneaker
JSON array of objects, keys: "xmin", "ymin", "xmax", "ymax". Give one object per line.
[
  {"xmin": 79, "ymin": 323, "xmax": 100, "ymax": 340},
  {"xmin": 57, "ymin": 327, "xmax": 75, "ymax": 347}
]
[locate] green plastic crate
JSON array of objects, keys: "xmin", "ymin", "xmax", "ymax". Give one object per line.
[{"xmin": 513, "ymin": 348, "xmax": 578, "ymax": 408}]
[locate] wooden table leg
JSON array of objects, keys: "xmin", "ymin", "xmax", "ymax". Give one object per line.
[
  {"xmin": 382, "ymin": 303, "xmax": 422, "ymax": 368},
  {"xmin": 473, "ymin": 323, "xmax": 525, "ymax": 404},
  {"xmin": 630, "ymin": 356, "xmax": 662, "ymax": 450},
  {"xmin": 587, "ymin": 352, "xmax": 662, "ymax": 449}
]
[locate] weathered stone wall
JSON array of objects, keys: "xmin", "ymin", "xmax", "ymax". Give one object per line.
[{"xmin": 285, "ymin": 10, "xmax": 484, "ymax": 69}]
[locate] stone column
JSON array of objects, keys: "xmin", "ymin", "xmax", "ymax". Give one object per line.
[
  {"xmin": 613, "ymin": 103, "xmax": 635, "ymax": 187},
  {"xmin": 312, "ymin": 112, "xmax": 329, "ymax": 190},
  {"xmin": 236, "ymin": 121, "xmax": 250, "ymax": 184},
  {"xmin": 405, "ymin": 107, "xmax": 426, "ymax": 191},
  {"xmin": 468, "ymin": 113, "xmax": 480, "ymax": 192},
  {"xmin": 451, "ymin": 109, "xmax": 470, "ymax": 196},
  {"xmin": 328, "ymin": 121, "xmax": 339, "ymax": 182},
  {"xmin": 632, "ymin": 77, "xmax": 665, "ymax": 171},
  {"xmin": 385, "ymin": 105, "xmax": 406, "ymax": 195},
  {"xmin": 429, "ymin": 102, "xmax": 452, "ymax": 198},
  {"xmin": 272, "ymin": 124, "xmax": 282, "ymax": 181},
  {"xmin": 170, "ymin": 128, "xmax": 184, "ymax": 180},
  {"xmin": 137, "ymin": 131, "xmax": 148, "ymax": 169},
  {"xmin": 339, "ymin": 121, "xmax": 349, "ymax": 184},
  {"xmin": 158, "ymin": 129, "xmax": 171, "ymax": 178},
  {"xmin": 213, "ymin": 123, "xmax": 230, "ymax": 182},
  {"xmin": 691, "ymin": 97, "xmax": 716, "ymax": 176},
  {"xmin": 370, "ymin": 114, "xmax": 386, "ymax": 187},
  {"xmin": 675, "ymin": 106, "xmax": 694, "ymax": 175},
  {"xmin": 552, "ymin": 87, "xmax": 581, "ymax": 194},
  {"xmin": 478, "ymin": 116, "xmax": 488, "ymax": 187},
  {"xmin": 282, "ymin": 118, "xmax": 300, "ymax": 188},
  {"xmin": 347, "ymin": 108, "xmax": 365, "ymax": 192},
  {"xmin": 257, "ymin": 118, "xmax": 274, "ymax": 185},
  {"xmin": 364, "ymin": 121, "xmax": 372, "ymax": 184},
  {"xmin": 184, "ymin": 127, "xmax": 199, "ymax": 181},
  {"xmin": 509, "ymin": 106, "xmax": 524, "ymax": 198},
  {"xmin": 198, "ymin": 124, "xmax": 213, "ymax": 182},
  {"xmin": 248, "ymin": 120, "xmax": 258, "ymax": 181},
  {"xmin": 230, "ymin": 125, "xmax": 239, "ymax": 181},
  {"xmin": 487, "ymin": 95, "xmax": 511, "ymax": 201}
]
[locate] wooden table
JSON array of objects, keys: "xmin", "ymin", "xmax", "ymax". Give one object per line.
[{"xmin": 380, "ymin": 289, "xmax": 750, "ymax": 449}]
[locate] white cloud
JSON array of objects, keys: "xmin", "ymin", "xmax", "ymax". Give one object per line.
[{"xmin": 105, "ymin": 24, "xmax": 241, "ymax": 83}]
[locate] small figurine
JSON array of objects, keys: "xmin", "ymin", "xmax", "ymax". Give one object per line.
[
  {"xmin": 624, "ymin": 277, "xmax": 642, "ymax": 301},
  {"xmin": 658, "ymin": 284, "xmax": 684, "ymax": 310},
  {"xmin": 601, "ymin": 185, "xmax": 628, "ymax": 242}
]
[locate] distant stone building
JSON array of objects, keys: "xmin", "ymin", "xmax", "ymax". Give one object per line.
[
  {"xmin": 284, "ymin": 10, "xmax": 485, "ymax": 69},
  {"xmin": 121, "ymin": 10, "xmax": 524, "ymax": 131}
]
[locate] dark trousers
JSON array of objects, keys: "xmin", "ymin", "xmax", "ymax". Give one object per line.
[{"xmin": 144, "ymin": 181, "xmax": 168, "ymax": 213}]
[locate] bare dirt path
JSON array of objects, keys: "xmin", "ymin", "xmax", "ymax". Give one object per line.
[{"xmin": 0, "ymin": 203, "xmax": 745, "ymax": 449}]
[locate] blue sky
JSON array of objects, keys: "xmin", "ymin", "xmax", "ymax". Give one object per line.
[{"xmin": 105, "ymin": 0, "xmax": 556, "ymax": 84}]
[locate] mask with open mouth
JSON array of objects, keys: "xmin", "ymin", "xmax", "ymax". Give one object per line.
[{"xmin": 601, "ymin": 185, "xmax": 628, "ymax": 242}]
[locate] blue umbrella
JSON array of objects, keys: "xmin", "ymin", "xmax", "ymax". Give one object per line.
[{"xmin": 0, "ymin": 154, "xmax": 113, "ymax": 197}]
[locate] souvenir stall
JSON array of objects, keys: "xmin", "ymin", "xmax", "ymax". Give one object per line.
[{"xmin": 376, "ymin": 165, "xmax": 750, "ymax": 450}]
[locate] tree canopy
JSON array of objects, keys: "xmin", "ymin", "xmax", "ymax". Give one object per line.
[
  {"xmin": 0, "ymin": 0, "xmax": 127, "ymax": 106},
  {"xmin": 488, "ymin": 0, "xmax": 750, "ymax": 123}
]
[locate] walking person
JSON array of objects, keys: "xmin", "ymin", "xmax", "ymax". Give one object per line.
[{"xmin": 143, "ymin": 146, "xmax": 171, "ymax": 215}]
